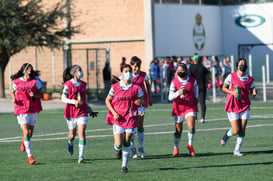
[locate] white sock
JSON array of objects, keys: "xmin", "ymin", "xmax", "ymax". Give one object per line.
[
  {"xmin": 24, "ymin": 137, "xmax": 32, "ymax": 157},
  {"xmin": 122, "ymin": 145, "xmax": 131, "ymax": 167},
  {"xmin": 78, "ymin": 140, "xmax": 86, "ymax": 160},
  {"xmin": 188, "ymin": 130, "xmax": 195, "ymax": 145},
  {"xmin": 174, "ymin": 133, "xmax": 181, "ymax": 148},
  {"xmin": 137, "ymin": 130, "xmax": 144, "ymax": 148},
  {"xmin": 234, "ymin": 136, "xmax": 244, "ymax": 152}
]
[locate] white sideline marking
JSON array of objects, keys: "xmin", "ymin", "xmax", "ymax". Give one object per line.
[{"xmin": 1, "ymin": 123, "xmax": 273, "ymax": 143}]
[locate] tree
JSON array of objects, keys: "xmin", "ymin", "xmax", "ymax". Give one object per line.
[{"xmin": 0, "ymin": 0, "xmax": 77, "ymax": 98}]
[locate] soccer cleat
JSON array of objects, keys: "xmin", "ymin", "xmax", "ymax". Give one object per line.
[
  {"xmin": 21, "ymin": 136, "xmax": 25, "ymax": 152},
  {"xmin": 187, "ymin": 144, "xmax": 196, "ymax": 157},
  {"xmin": 173, "ymin": 148, "xmax": 179, "ymax": 157},
  {"xmin": 67, "ymin": 143, "xmax": 73, "ymax": 155},
  {"xmin": 221, "ymin": 130, "xmax": 230, "ymax": 146},
  {"xmin": 115, "ymin": 149, "xmax": 122, "ymax": 160},
  {"xmin": 233, "ymin": 151, "xmax": 244, "ymax": 156},
  {"xmin": 199, "ymin": 118, "xmax": 205, "ymax": 123},
  {"xmin": 138, "ymin": 147, "xmax": 147, "ymax": 159},
  {"xmin": 131, "ymin": 148, "xmax": 137, "ymax": 158},
  {"xmin": 78, "ymin": 158, "xmax": 85, "ymax": 164},
  {"xmin": 28, "ymin": 156, "xmax": 36, "ymax": 165},
  {"xmin": 121, "ymin": 166, "xmax": 128, "ymax": 173}
]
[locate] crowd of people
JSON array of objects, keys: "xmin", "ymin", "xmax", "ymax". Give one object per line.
[
  {"xmin": 10, "ymin": 55, "xmax": 256, "ymax": 174},
  {"xmin": 148, "ymin": 55, "xmax": 232, "ymax": 93}
]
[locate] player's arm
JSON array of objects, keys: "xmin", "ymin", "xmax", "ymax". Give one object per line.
[
  {"xmin": 221, "ymin": 74, "xmax": 236, "ymax": 96},
  {"xmin": 168, "ymin": 82, "xmax": 181, "ymax": 101},
  {"xmin": 250, "ymin": 81, "xmax": 257, "ymax": 97},
  {"xmin": 11, "ymin": 89, "xmax": 16, "ymax": 103},
  {"xmin": 134, "ymin": 87, "xmax": 145, "ymax": 107},
  {"xmin": 61, "ymin": 85, "xmax": 77, "ymax": 105},
  {"xmin": 31, "ymin": 80, "xmax": 44, "ymax": 99},
  {"xmin": 105, "ymin": 87, "xmax": 120, "ymax": 120}
]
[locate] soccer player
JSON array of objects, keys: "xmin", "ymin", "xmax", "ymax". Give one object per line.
[
  {"xmin": 168, "ymin": 63, "xmax": 199, "ymax": 157},
  {"xmin": 105, "ymin": 64, "xmax": 145, "ymax": 173},
  {"xmin": 10, "ymin": 63, "xmax": 44, "ymax": 164},
  {"xmin": 62, "ymin": 65, "xmax": 97, "ymax": 163},
  {"xmin": 221, "ymin": 58, "xmax": 257, "ymax": 156},
  {"xmin": 129, "ymin": 56, "xmax": 153, "ymax": 159}
]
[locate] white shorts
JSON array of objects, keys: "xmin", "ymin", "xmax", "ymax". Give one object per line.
[
  {"xmin": 17, "ymin": 113, "xmax": 38, "ymax": 126},
  {"xmin": 173, "ymin": 112, "xmax": 196, "ymax": 124},
  {"xmin": 113, "ymin": 124, "xmax": 136, "ymax": 135},
  {"xmin": 66, "ymin": 116, "xmax": 88, "ymax": 129},
  {"xmin": 138, "ymin": 107, "xmax": 146, "ymax": 116},
  {"xmin": 227, "ymin": 110, "xmax": 250, "ymax": 122}
]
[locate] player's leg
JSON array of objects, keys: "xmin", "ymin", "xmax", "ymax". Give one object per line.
[
  {"xmin": 77, "ymin": 117, "xmax": 88, "ymax": 163},
  {"xmin": 173, "ymin": 116, "xmax": 183, "ymax": 157},
  {"xmin": 67, "ymin": 118, "xmax": 77, "ymax": 155},
  {"xmin": 221, "ymin": 112, "xmax": 239, "ymax": 145},
  {"xmin": 113, "ymin": 124, "xmax": 124, "ymax": 159},
  {"xmin": 18, "ymin": 114, "xmax": 36, "ymax": 164},
  {"xmin": 121, "ymin": 128, "xmax": 135, "ymax": 173},
  {"xmin": 185, "ymin": 113, "xmax": 196, "ymax": 156},
  {"xmin": 234, "ymin": 111, "xmax": 249, "ymax": 156},
  {"xmin": 137, "ymin": 107, "xmax": 146, "ymax": 158}
]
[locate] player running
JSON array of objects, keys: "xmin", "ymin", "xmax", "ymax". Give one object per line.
[
  {"xmin": 168, "ymin": 63, "xmax": 199, "ymax": 157},
  {"xmin": 10, "ymin": 63, "xmax": 43, "ymax": 164},
  {"xmin": 62, "ymin": 65, "xmax": 98, "ymax": 163},
  {"xmin": 105, "ymin": 64, "xmax": 145, "ymax": 173},
  {"xmin": 129, "ymin": 56, "xmax": 152, "ymax": 159},
  {"xmin": 221, "ymin": 58, "xmax": 257, "ymax": 156}
]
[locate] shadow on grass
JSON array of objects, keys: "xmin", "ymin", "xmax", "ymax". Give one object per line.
[
  {"xmin": 145, "ymin": 149, "xmax": 273, "ymax": 160},
  {"xmin": 158, "ymin": 161, "xmax": 273, "ymax": 171}
]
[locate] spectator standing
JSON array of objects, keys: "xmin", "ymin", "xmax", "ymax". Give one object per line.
[
  {"xmin": 189, "ymin": 55, "xmax": 210, "ymax": 123},
  {"xmin": 222, "ymin": 56, "xmax": 232, "ymax": 81},
  {"xmin": 120, "ymin": 57, "xmax": 126, "ymax": 72},
  {"xmin": 103, "ymin": 62, "xmax": 111, "ymax": 99},
  {"xmin": 212, "ymin": 56, "xmax": 223, "ymax": 87},
  {"xmin": 149, "ymin": 58, "xmax": 160, "ymax": 93}
]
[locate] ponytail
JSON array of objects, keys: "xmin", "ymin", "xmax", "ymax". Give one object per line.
[{"xmin": 63, "ymin": 67, "xmax": 73, "ymax": 83}]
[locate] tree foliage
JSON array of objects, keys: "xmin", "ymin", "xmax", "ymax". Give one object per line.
[
  {"xmin": 0, "ymin": 0, "xmax": 76, "ymax": 56},
  {"xmin": 0, "ymin": 0, "xmax": 77, "ymax": 98}
]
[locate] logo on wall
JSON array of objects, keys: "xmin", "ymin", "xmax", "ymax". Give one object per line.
[
  {"xmin": 235, "ymin": 15, "xmax": 265, "ymax": 28},
  {"xmin": 193, "ymin": 13, "xmax": 205, "ymax": 51}
]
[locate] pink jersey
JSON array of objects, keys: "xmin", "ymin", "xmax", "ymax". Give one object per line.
[
  {"xmin": 106, "ymin": 82, "xmax": 140, "ymax": 128},
  {"xmin": 131, "ymin": 71, "xmax": 149, "ymax": 108},
  {"xmin": 224, "ymin": 72, "xmax": 254, "ymax": 113},
  {"xmin": 171, "ymin": 76, "xmax": 198, "ymax": 116},
  {"xmin": 13, "ymin": 78, "xmax": 42, "ymax": 116},
  {"xmin": 63, "ymin": 80, "xmax": 88, "ymax": 119}
]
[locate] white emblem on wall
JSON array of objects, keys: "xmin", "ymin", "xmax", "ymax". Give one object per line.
[{"xmin": 193, "ymin": 13, "xmax": 205, "ymax": 50}]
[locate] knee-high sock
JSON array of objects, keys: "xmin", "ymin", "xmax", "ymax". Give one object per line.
[
  {"xmin": 122, "ymin": 142, "xmax": 131, "ymax": 167},
  {"xmin": 78, "ymin": 140, "xmax": 86, "ymax": 159},
  {"xmin": 188, "ymin": 130, "xmax": 195, "ymax": 145},
  {"xmin": 24, "ymin": 137, "xmax": 32, "ymax": 157},
  {"xmin": 137, "ymin": 129, "xmax": 144, "ymax": 148},
  {"xmin": 173, "ymin": 132, "xmax": 181, "ymax": 148},
  {"xmin": 234, "ymin": 134, "xmax": 245, "ymax": 152}
]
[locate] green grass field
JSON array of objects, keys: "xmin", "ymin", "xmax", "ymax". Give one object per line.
[{"xmin": 0, "ymin": 101, "xmax": 273, "ymax": 181}]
